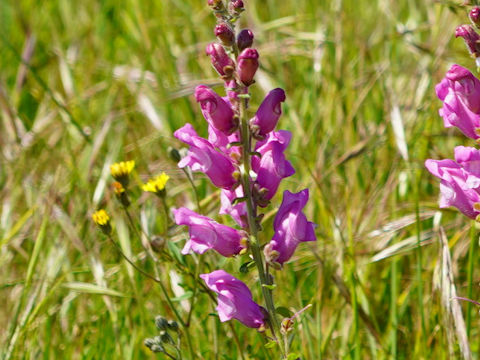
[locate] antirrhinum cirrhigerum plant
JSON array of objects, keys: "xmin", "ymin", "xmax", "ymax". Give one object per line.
[
  {"xmin": 425, "ymin": 6, "xmax": 480, "ymax": 360},
  {"xmin": 91, "ymin": 1, "xmax": 316, "ymax": 359}
]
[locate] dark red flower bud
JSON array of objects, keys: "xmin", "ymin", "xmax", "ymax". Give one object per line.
[
  {"xmin": 215, "ymin": 23, "xmax": 235, "ymax": 46},
  {"xmin": 237, "ymin": 48, "xmax": 259, "ymax": 86},
  {"xmin": 470, "ymin": 7, "xmax": 480, "ymax": 29},
  {"xmin": 229, "ymin": 0, "xmax": 244, "ymax": 14},
  {"xmin": 208, "ymin": 0, "xmax": 222, "ymax": 6},
  {"xmin": 206, "ymin": 43, "xmax": 235, "ymax": 77},
  {"xmin": 456, "ymin": 25, "xmax": 480, "ymax": 56},
  {"xmin": 237, "ymin": 29, "xmax": 254, "ymax": 51}
]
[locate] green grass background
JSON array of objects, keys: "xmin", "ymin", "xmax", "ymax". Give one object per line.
[{"xmin": 1, "ymin": 0, "xmax": 479, "ymax": 358}]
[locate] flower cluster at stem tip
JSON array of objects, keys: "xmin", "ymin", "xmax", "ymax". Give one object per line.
[
  {"xmin": 426, "ymin": 6, "xmax": 480, "ymax": 222},
  {"xmin": 170, "ymin": 0, "xmax": 317, "ymax": 332}
]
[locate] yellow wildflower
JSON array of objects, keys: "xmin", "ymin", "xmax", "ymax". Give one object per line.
[
  {"xmin": 142, "ymin": 173, "xmax": 170, "ymax": 196},
  {"xmin": 92, "ymin": 209, "xmax": 112, "ymax": 234},
  {"xmin": 110, "ymin": 160, "xmax": 135, "ymax": 187}
]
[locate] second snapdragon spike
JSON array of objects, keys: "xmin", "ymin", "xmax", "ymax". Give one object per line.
[
  {"xmin": 436, "ymin": 64, "xmax": 480, "ymax": 140},
  {"xmin": 264, "ymin": 189, "xmax": 316, "ymax": 267},
  {"xmin": 200, "ymin": 270, "xmax": 266, "ymax": 330},
  {"xmin": 174, "ymin": 124, "xmax": 237, "ymax": 189},
  {"xmin": 173, "ymin": 207, "xmax": 247, "ymax": 256},
  {"xmin": 425, "ymin": 146, "xmax": 480, "ymax": 220}
]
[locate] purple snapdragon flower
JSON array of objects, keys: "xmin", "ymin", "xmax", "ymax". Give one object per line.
[
  {"xmin": 200, "ymin": 270, "xmax": 266, "ymax": 329},
  {"xmin": 173, "ymin": 207, "xmax": 247, "ymax": 256},
  {"xmin": 436, "ymin": 64, "xmax": 480, "ymax": 139},
  {"xmin": 250, "ymin": 88, "xmax": 286, "ymax": 137},
  {"xmin": 174, "ymin": 123, "xmax": 237, "ymax": 189},
  {"xmin": 264, "ymin": 189, "xmax": 316, "ymax": 266},
  {"xmin": 195, "ymin": 85, "xmax": 236, "ymax": 134},
  {"xmin": 425, "ymin": 146, "xmax": 480, "ymax": 220},
  {"xmin": 251, "ymin": 130, "xmax": 295, "ymax": 204}
]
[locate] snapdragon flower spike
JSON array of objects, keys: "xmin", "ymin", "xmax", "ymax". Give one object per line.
[
  {"xmin": 220, "ymin": 185, "xmax": 248, "ymax": 227},
  {"xmin": 251, "ymin": 130, "xmax": 295, "ymax": 204},
  {"xmin": 455, "ymin": 25, "xmax": 480, "ymax": 57},
  {"xmin": 436, "ymin": 64, "xmax": 480, "ymax": 139},
  {"xmin": 425, "ymin": 146, "xmax": 480, "ymax": 220},
  {"xmin": 195, "ymin": 85, "xmax": 236, "ymax": 134},
  {"xmin": 237, "ymin": 48, "xmax": 259, "ymax": 86},
  {"xmin": 174, "ymin": 123, "xmax": 237, "ymax": 189},
  {"xmin": 173, "ymin": 207, "xmax": 247, "ymax": 256},
  {"xmin": 200, "ymin": 270, "xmax": 266, "ymax": 329},
  {"xmin": 264, "ymin": 189, "xmax": 316, "ymax": 266},
  {"xmin": 250, "ymin": 88, "xmax": 286, "ymax": 137},
  {"xmin": 206, "ymin": 43, "xmax": 235, "ymax": 78}
]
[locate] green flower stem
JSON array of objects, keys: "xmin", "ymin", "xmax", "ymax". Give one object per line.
[
  {"xmin": 181, "ymin": 167, "xmax": 202, "ymax": 213},
  {"xmin": 238, "ymin": 94, "xmax": 286, "ymax": 358},
  {"xmin": 466, "ymin": 223, "xmax": 476, "ymax": 337},
  {"xmin": 121, "ymin": 207, "xmax": 195, "ymax": 359}
]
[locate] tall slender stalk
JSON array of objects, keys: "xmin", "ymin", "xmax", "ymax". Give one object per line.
[{"xmin": 238, "ymin": 93, "xmax": 286, "ymax": 357}]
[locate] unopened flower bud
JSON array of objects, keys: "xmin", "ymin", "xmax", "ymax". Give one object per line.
[
  {"xmin": 151, "ymin": 235, "xmax": 166, "ymax": 252},
  {"xmin": 208, "ymin": 0, "xmax": 223, "ymax": 8},
  {"xmin": 167, "ymin": 320, "xmax": 179, "ymax": 332},
  {"xmin": 159, "ymin": 330, "xmax": 175, "ymax": 345},
  {"xmin": 215, "ymin": 23, "xmax": 235, "ymax": 46},
  {"xmin": 168, "ymin": 147, "xmax": 181, "ymax": 163},
  {"xmin": 155, "ymin": 316, "xmax": 169, "ymax": 331},
  {"xmin": 144, "ymin": 337, "xmax": 164, "ymax": 353},
  {"xmin": 229, "ymin": 0, "xmax": 244, "ymax": 13},
  {"xmin": 113, "ymin": 181, "xmax": 130, "ymax": 207},
  {"xmin": 470, "ymin": 7, "xmax": 480, "ymax": 29},
  {"xmin": 456, "ymin": 25, "xmax": 480, "ymax": 57},
  {"xmin": 237, "ymin": 48, "xmax": 259, "ymax": 86},
  {"xmin": 206, "ymin": 43, "xmax": 235, "ymax": 78},
  {"xmin": 237, "ymin": 29, "xmax": 254, "ymax": 51}
]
